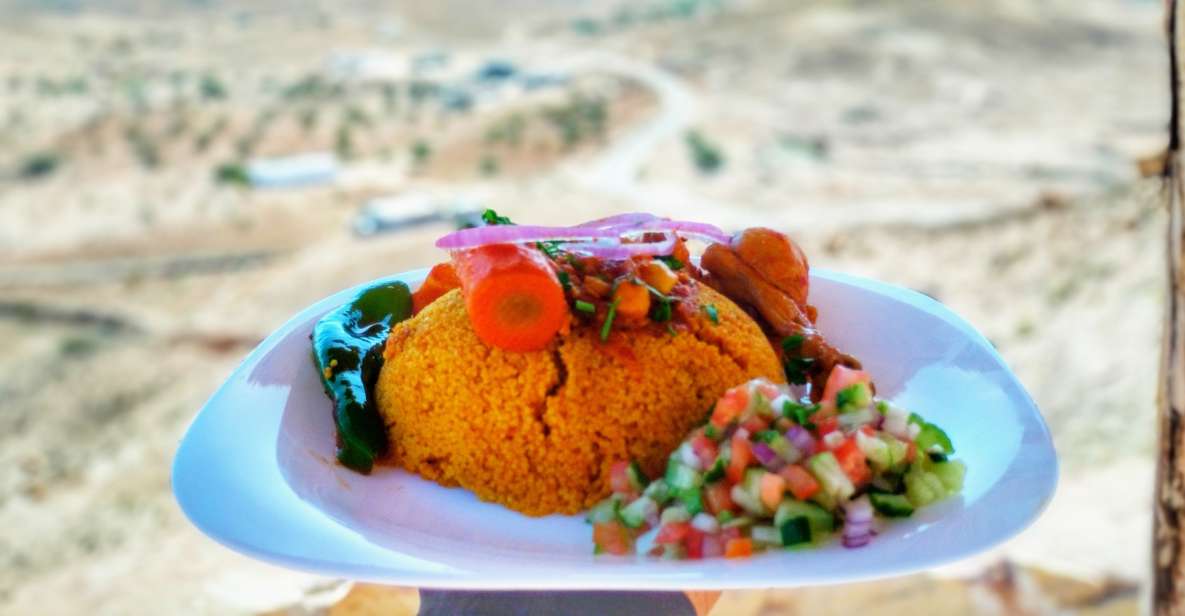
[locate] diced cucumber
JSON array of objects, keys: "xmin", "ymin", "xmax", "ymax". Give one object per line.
[
  {"xmin": 643, "ymin": 478, "xmax": 670, "ymax": 504},
  {"xmin": 730, "ymin": 481, "xmax": 767, "ymax": 516},
  {"xmin": 586, "ymin": 495, "xmax": 621, "ymax": 524},
  {"xmin": 836, "ymin": 383, "xmax": 872, "ymax": 413},
  {"xmin": 915, "ymin": 422, "xmax": 954, "ymax": 455},
  {"xmin": 665, "ymin": 459, "xmax": 703, "ymax": 491},
  {"xmin": 675, "ymin": 486, "xmax": 704, "ymax": 515},
  {"xmin": 766, "ymin": 433, "xmax": 802, "ymax": 464},
  {"xmin": 856, "ymin": 430, "xmax": 891, "ymax": 470},
  {"xmin": 619, "ymin": 496, "xmax": 657, "ymax": 528},
  {"xmin": 635, "ymin": 526, "xmax": 660, "ymax": 556},
  {"xmin": 751, "ymin": 525, "xmax": 782, "ymax": 546},
  {"xmin": 904, "ymin": 468, "xmax": 947, "ymax": 508},
  {"xmin": 869, "ymin": 492, "xmax": 914, "ymax": 518},
  {"xmin": 774, "ymin": 499, "xmax": 836, "ymax": 537},
  {"xmin": 704, "ymin": 455, "xmax": 727, "ymax": 483},
  {"xmin": 722, "ymin": 515, "xmax": 755, "ymax": 529},
  {"xmin": 627, "ymin": 461, "xmax": 649, "ymax": 491},
  {"xmin": 931, "ymin": 460, "xmax": 966, "ymax": 492},
  {"xmin": 661, "ymin": 504, "xmax": 691, "ymax": 524},
  {"xmin": 779, "ymin": 517, "xmax": 812, "ymax": 546},
  {"xmin": 807, "ymin": 452, "xmax": 855, "ymax": 501}
]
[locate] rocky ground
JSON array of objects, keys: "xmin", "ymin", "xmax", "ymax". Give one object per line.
[{"xmin": 0, "ymin": 0, "xmax": 1169, "ymax": 614}]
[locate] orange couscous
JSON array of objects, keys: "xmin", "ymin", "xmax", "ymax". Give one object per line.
[{"xmin": 376, "ymin": 284, "xmax": 784, "ymax": 516}]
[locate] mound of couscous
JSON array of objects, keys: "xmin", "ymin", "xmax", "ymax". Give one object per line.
[{"xmin": 376, "ymin": 284, "xmax": 784, "ymax": 516}]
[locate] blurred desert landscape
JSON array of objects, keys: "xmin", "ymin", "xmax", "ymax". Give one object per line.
[{"xmin": 0, "ymin": 0, "xmax": 1170, "ymax": 614}]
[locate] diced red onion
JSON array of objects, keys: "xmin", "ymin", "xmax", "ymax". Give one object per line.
[
  {"xmin": 702, "ymin": 534, "xmax": 724, "ymax": 558},
  {"xmin": 436, "ymin": 225, "xmax": 618, "ymax": 249},
  {"xmin": 784, "ymin": 425, "xmax": 815, "ymax": 456},
  {"xmin": 751, "ymin": 442, "xmax": 785, "ymax": 471},
  {"xmin": 844, "ymin": 495, "xmax": 874, "ymax": 523},
  {"xmin": 691, "ymin": 513, "xmax": 720, "ymax": 534},
  {"xmin": 842, "ymin": 495, "xmax": 875, "ymax": 548}
]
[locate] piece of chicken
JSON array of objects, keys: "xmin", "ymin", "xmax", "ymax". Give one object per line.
[{"xmin": 701, "ymin": 227, "xmax": 860, "ymax": 397}]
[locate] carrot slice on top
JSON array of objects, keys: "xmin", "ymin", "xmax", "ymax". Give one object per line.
[
  {"xmin": 412, "ymin": 262, "xmax": 461, "ymax": 314},
  {"xmin": 451, "ymin": 243, "xmax": 567, "ymax": 352}
]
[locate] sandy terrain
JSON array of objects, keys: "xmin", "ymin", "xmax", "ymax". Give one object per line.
[{"xmin": 0, "ymin": 0, "xmax": 1169, "ymax": 614}]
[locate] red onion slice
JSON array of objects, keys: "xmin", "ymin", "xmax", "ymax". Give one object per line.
[
  {"xmin": 435, "ymin": 225, "xmax": 619, "ymax": 250},
  {"xmin": 563, "ymin": 233, "xmax": 677, "ymax": 259},
  {"xmin": 575, "ymin": 212, "xmax": 660, "ymax": 228}
]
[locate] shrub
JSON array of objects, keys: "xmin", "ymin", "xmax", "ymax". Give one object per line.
[
  {"xmin": 214, "ymin": 162, "xmax": 250, "ymax": 186},
  {"xmin": 18, "ymin": 152, "xmax": 61, "ymax": 179},
  {"xmin": 684, "ymin": 130, "xmax": 724, "ymax": 175}
]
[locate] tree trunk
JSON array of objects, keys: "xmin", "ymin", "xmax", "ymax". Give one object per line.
[{"xmin": 1155, "ymin": 1, "xmax": 1185, "ymax": 613}]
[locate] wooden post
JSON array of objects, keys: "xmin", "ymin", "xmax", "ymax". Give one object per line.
[{"xmin": 1155, "ymin": 0, "xmax": 1185, "ymax": 612}]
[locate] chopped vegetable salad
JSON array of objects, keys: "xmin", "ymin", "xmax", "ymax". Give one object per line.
[{"xmin": 588, "ymin": 368, "xmax": 964, "ymax": 559}]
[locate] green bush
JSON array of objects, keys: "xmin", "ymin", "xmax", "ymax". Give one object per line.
[
  {"xmin": 214, "ymin": 162, "xmax": 250, "ymax": 186},
  {"xmin": 199, "ymin": 73, "xmax": 227, "ymax": 100},
  {"xmin": 479, "ymin": 154, "xmax": 500, "ymax": 176},
  {"xmin": 18, "ymin": 152, "xmax": 61, "ymax": 179},
  {"xmin": 684, "ymin": 130, "xmax": 724, "ymax": 175},
  {"xmin": 411, "ymin": 139, "xmax": 431, "ymax": 166}
]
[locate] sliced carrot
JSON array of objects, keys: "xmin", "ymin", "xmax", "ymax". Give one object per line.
[
  {"xmin": 411, "ymin": 262, "xmax": 461, "ymax": 314},
  {"xmin": 451, "ymin": 244, "xmax": 567, "ymax": 352}
]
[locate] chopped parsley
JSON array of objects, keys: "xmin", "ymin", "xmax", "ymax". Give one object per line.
[
  {"xmin": 783, "ymin": 356, "xmax": 815, "ymax": 385},
  {"xmin": 600, "ymin": 297, "xmax": 621, "ymax": 342},
  {"xmin": 703, "ymin": 304, "xmax": 719, "ymax": 324},
  {"xmin": 704, "ymin": 424, "xmax": 718, "ymax": 439},
  {"xmin": 666, "ymin": 324, "xmax": 678, "ymax": 337},
  {"xmin": 557, "ymin": 270, "xmax": 572, "ymax": 294},
  {"xmin": 574, "ymin": 300, "xmax": 596, "ymax": 314},
  {"xmin": 481, "ymin": 209, "xmax": 513, "ymax": 226},
  {"xmin": 651, "ymin": 295, "xmax": 673, "ymax": 323},
  {"xmin": 657, "ymin": 255, "xmax": 684, "ymax": 271},
  {"xmin": 781, "ymin": 334, "xmax": 805, "ymax": 353}
]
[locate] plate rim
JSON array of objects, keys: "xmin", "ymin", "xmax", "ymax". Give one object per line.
[{"xmin": 172, "ymin": 268, "xmax": 1059, "ymax": 590}]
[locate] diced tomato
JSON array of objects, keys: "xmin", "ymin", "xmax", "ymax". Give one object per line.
[
  {"xmin": 608, "ymin": 461, "xmax": 634, "ymax": 495},
  {"xmin": 833, "ymin": 438, "xmax": 871, "ymax": 486},
  {"xmin": 724, "ymin": 538, "xmax": 753, "ymax": 559},
  {"xmin": 593, "ymin": 522, "xmax": 633, "ymax": 556},
  {"xmin": 740, "ymin": 415, "xmax": 770, "ymax": 434},
  {"xmin": 821, "ymin": 365, "xmax": 872, "ymax": 406},
  {"xmin": 726, "ymin": 435, "xmax": 753, "ymax": 484},
  {"xmin": 778, "ymin": 464, "xmax": 820, "ymax": 501},
  {"xmin": 711, "ymin": 386, "xmax": 750, "ymax": 428},
  {"xmin": 759, "ymin": 472, "xmax": 787, "ymax": 510},
  {"xmin": 752, "ymin": 380, "xmax": 781, "ymax": 402},
  {"xmin": 689, "ymin": 435, "xmax": 719, "ymax": 469},
  {"xmin": 656, "ymin": 521, "xmax": 692, "ymax": 545},
  {"xmin": 684, "ymin": 527, "xmax": 705, "ymax": 560},
  {"xmin": 704, "ymin": 482, "xmax": 736, "ymax": 515},
  {"xmin": 814, "ymin": 416, "xmax": 840, "ymax": 438}
]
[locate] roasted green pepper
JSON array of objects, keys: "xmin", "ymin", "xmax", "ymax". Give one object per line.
[{"xmin": 311, "ymin": 282, "xmax": 413, "ymax": 473}]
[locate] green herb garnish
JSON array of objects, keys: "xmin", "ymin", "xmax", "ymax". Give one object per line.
[
  {"xmin": 600, "ymin": 297, "xmax": 621, "ymax": 341},
  {"xmin": 557, "ymin": 270, "xmax": 572, "ymax": 294},
  {"xmin": 754, "ymin": 430, "xmax": 780, "ymax": 444},
  {"xmin": 651, "ymin": 296, "xmax": 673, "ymax": 323},
  {"xmin": 666, "ymin": 324, "xmax": 678, "ymax": 337},
  {"xmin": 481, "ymin": 208, "xmax": 513, "ymax": 226},
  {"xmin": 782, "ymin": 334, "xmax": 805, "ymax": 352},
  {"xmin": 657, "ymin": 255, "xmax": 684, "ymax": 271},
  {"xmin": 783, "ymin": 357, "xmax": 815, "ymax": 385},
  {"xmin": 575, "ymin": 299, "xmax": 596, "ymax": 314},
  {"xmin": 783, "ymin": 400, "xmax": 819, "ymax": 429},
  {"xmin": 704, "ymin": 304, "xmax": 719, "ymax": 324}
]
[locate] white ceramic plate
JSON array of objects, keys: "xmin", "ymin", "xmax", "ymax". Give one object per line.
[{"xmin": 172, "ymin": 268, "xmax": 1056, "ymax": 590}]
